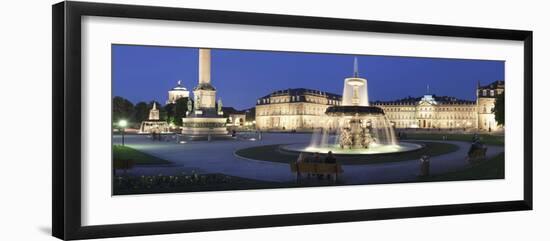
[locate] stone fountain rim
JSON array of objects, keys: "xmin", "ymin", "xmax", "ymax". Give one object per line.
[
  {"xmin": 279, "ymin": 141, "xmax": 425, "ymax": 157},
  {"xmin": 325, "ymin": 105, "xmax": 385, "ymax": 116}
]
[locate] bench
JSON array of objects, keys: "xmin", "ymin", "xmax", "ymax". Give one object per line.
[
  {"xmin": 468, "ymin": 146, "xmax": 487, "ymax": 162},
  {"xmin": 290, "ymin": 162, "xmax": 343, "ymax": 182}
]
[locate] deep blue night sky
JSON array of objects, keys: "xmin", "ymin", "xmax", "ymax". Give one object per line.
[{"xmin": 112, "ymin": 45, "xmax": 504, "ymax": 110}]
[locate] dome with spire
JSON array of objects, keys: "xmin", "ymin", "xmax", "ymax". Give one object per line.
[
  {"xmin": 172, "ymin": 80, "xmax": 188, "ymax": 91},
  {"xmin": 167, "ymin": 80, "xmax": 190, "ymax": 104}
]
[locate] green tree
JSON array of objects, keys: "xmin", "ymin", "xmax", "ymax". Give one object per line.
[
  {"xmin": 493, "ymin": 91, "xmax": 505, "ymax": 126},
  {"xmin": 164, "ymin": 103, "xmax": 176, "ymax": 123},
  {"xmin": 112, "ymin": 96, "xmax": 134, "ymax": 123},
  {"xmin": 173, "ymin": 98, "xmax": 190, "ymax": 126},
  {"xmin": 132, "ymin": 102, "xmax": 149, "ymax": 124},
  {"xmin": 164, "ymin": 103, "xmax": 177, "ymax": 125}
]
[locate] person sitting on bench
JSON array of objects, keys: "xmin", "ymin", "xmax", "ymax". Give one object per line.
[
  {"xmin": 324, "ymin": 151, "xmax": 337, "ymax": 179},
  {"xmin": 325, "ymin": 151, "xmax": 336, "ymax": 164},
  {"xmin": 313, "ymin": 153, "xmax": 323, "ymax": 179}
]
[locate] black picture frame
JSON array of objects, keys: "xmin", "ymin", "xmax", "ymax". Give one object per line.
[{"xmin": 52, "ymin": 1, "xmax": 533, "ymax": 240}]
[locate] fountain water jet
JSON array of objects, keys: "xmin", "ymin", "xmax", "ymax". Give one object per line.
[{"xmin": 281, "ymin": 58, "xmax": 422, "ymax": 155}]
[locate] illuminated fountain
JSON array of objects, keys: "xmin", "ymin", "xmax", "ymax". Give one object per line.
[{"xmin": 282, "ymin": 58, "xmax": 422, "ymax": 155}]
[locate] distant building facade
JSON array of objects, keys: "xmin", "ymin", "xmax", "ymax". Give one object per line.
[
  {"xmin": 476, "ymin": 80, "xmax": 505, "ymax": 131},
  {"xmin": 372, "ymin": 95, "xmax": 478, "ymax": 130},
  {"xmin": 255, "ymin": 88, "xmax": 342, "ymax": 130},
  {"xmin": 255, "ymin": 81, "xmax": 504, "ymax": 131},
  {"xmin": 221, "ymin": 107, "xmax": 247, "ymax": 127}
]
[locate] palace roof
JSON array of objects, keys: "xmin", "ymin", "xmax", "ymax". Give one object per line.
[
  {"xmin": 221, "ymin": 107, "xmax": 246, "ymax": 115},
  {"xmin": 371, "ymin": 95, "xmax": 476, "ymax": 105},
  {"xmin": 479, "ymin": 80, "xmax": 505, "ymax": 89},
  {"xmin": 259, "ymin": 88, "xmax": 342, "ymax": 100}
]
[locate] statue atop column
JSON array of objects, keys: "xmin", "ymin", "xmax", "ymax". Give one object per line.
[
  {"xmin": 217, "ymin": 99, "xmax": 223, "ymax": 113},
  {"xmin": 187, "ymin": 98, "xmax": 193, "ymax": 112}
]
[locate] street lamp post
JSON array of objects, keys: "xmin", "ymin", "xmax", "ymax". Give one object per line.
[{"xmin": 118, "ymin": 119, "xmax": 128, "ymax": 146}]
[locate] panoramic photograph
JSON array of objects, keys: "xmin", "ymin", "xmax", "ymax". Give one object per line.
[{"xmin": 111, "ymin": 45, "xmax": 505, "ymax": 195}]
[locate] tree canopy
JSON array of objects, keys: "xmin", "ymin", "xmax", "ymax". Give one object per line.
[
  {"xmin": 112, "ymin": 96, "xmax": 134, "ymax": 123},
  {"xmin": 113, "ymin": 97, "xmax": 189, "ymax": 127},
  {"xmin": 493, "ymin": 91, "xmax": 505, "ymax": 126},
  {"xmin": 132, "ymin": 102, "xmax": 149, "ymax": 124},
  {"xmin": 172, "ymin": 98, "xmax": 190, "ymax": 126}
]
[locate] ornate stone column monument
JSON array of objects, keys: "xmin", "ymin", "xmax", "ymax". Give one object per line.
[{"xmin": 181, "ymin": 49, "xmax": 229, "ymax": 138}]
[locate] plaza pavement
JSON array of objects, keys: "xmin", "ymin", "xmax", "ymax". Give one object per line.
[{"xmin": 113, "ymin": 133, "xmax": 504, "ymax": 185}]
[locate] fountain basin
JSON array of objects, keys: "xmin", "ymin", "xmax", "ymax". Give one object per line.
[
  {"xmin": 325, "ymin": 105, "xmax": 385, "ymax": 116},
  {"xmin": 280, "ymin": 142, "xmax": 424, "ymax": 156}
]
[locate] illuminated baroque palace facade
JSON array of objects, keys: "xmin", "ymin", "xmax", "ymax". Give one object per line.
[
  {"xmin": 255, "ymin": 81, "xmax": 504, "ymax": 132},
  {"xmin": 255, "ymin": 88, "xmax": 342, "ymax": 130}
]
